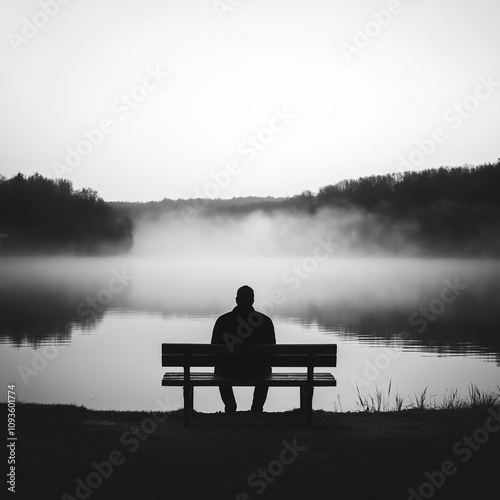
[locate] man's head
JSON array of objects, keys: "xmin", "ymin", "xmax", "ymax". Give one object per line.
[{"xmin": 236, "ymin": 285, "xmax": 254, "ymax": 307}]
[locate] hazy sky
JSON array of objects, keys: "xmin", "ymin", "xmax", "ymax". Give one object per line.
[{"xmin": 1, "ymin": 0, "xmax": 499, "ymax": 201}]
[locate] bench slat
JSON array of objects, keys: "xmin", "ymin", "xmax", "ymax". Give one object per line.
[
  {"xmin": 162, "ymin": 344, "xmax": 337, "ymax": 368},
  {"xmin": 162, "ymin": 372, "xmax": 337, "ymax": 387},
  {"xmin": 162, "ymin": 353, "xmax": 336, "ymax": 367},
  {"xmin": 162, "ymin": 343, "xmax": 337, "ymax": 355}
]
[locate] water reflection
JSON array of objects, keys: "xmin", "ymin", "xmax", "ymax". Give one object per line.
[
  {"xmin": 1, "ymin": 311, "xmax": 498, "ymax": 413},
  {"xmin": 1, "ymin": 257, "xmax": 499, "ymax": 363},
  {"xmin": 1, "ymin": 256, "xmax": 499, "ymax": 413},
  {"xmin": 288, "ymin": 302, "xmax": 500, "ymax": 362},
  {"xmin": 0, "ymin": 257, "xmax": 129, "ymax": 346}
]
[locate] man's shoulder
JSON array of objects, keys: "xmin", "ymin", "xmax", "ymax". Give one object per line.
[
  {"xmin": 214, "ymin": 310, "xmax": 236, "ymax": 324},
  {"xmin": 215, "ymin": 308, "xmax": 273, "ymax": 325},
  {"xmin": 253, "ymin": 310, "xmax": 274, "ymax": 325},
  {"xmin": 219, "ymin": 309, "xmax": 237, "ymax": 318}
]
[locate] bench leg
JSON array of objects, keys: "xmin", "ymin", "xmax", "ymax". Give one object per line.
[
  {"xmin": 300, "ymin": 387, "xmax": 314, "ymax": 427},
  {"xmin": 183, "ymin": 386, "xmax": 193, "ymax": 427}
]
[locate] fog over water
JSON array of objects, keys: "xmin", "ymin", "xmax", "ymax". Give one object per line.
[
  {"xmin": 1, "ymin": 210, "xmax": 499, "ymax": 411},
  {"xmin": 133, "ymin": 207, "xmax": 423, "ymax": 258}
]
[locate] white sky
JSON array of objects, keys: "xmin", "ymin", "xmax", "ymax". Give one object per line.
[{"xmin": 1, "ymin": 0, "xmax": 499, "ymax": 201}]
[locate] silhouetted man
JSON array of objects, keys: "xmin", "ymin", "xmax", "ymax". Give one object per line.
[{"xmin": 211, "ymin": 285, "xmax": 276, "ymax": 412}]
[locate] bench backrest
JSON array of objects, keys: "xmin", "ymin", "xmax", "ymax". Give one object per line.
[{"xmin": 162, "ymin": 343, "xmax": 337, "ymax": 368}]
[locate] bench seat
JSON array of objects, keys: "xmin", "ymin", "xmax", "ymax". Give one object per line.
[{"xmin": 162, "ymin": 372, "xmax": 337, "ymax": 387}]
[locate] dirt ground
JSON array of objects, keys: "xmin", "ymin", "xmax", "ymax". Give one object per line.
[{"xmin": 5, "ymin": 403, "xmax": 500, "ymax": 499}]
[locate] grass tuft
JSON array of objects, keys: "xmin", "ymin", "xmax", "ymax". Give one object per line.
[{"xmin": 353, "ymin": 383, "xmax": 500, "ymax": 413}]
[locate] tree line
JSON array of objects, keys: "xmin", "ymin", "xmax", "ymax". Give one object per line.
[
  {"xmin": 2, "ymin": 163, "xmax": 497, "ymax": 255},
  {"xmin": 0, "ymin": 173, "xmax": 133, "ymax": 254},
  {"xmin": 113, "ymin": 161, "xmax": 500, "ymax": 256}
]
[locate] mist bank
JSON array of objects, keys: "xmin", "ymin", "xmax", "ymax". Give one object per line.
[
  {"xmin": 115, "ymin": 162, "xmax": 500, "ymax": 257},
  {"xmin": 131, "ymin": 206, "xmax": 422, "ymax": 257}
]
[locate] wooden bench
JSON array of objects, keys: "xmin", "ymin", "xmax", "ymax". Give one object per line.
[{"xmin": 161, "ymin": 343, "xmax": 337, "ymax": 427}]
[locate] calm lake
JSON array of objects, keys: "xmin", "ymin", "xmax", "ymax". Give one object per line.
[{"xmin": 1, "ymin": 256, "xmax": 499, "ymax": 413}]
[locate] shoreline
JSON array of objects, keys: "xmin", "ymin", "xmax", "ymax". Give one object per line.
[{"xmin": 4, "ymin": 402, "xmax": 499, "ymax": 499}]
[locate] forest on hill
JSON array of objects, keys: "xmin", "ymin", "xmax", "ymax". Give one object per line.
[
  {"xmin": 0, "ymin": 173, "xmax": 133, "ymax": 254},
  {"xmin": 113, "ymin": 162, "xmax": 500, "ymax": 256},
  {"xmin": 1, "ymin": 163, "xmax": 498, "ymax": 256}
]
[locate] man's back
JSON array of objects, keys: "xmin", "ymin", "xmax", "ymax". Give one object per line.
[{"xmin": 211, "ymin": 305, "xmax": 276, "ymax": 349}]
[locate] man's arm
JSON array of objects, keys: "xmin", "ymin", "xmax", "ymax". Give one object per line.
[
  {"xmin": 211, "ymin": 314, "xmax": 230, "ymax": 344},
  {"xmin": 265, "ymin": 317, "xmax": 276, "ymax": 345},
  {"xmin": 211, "ymin": 317, "xmax": 221, "ymax": 344}
]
